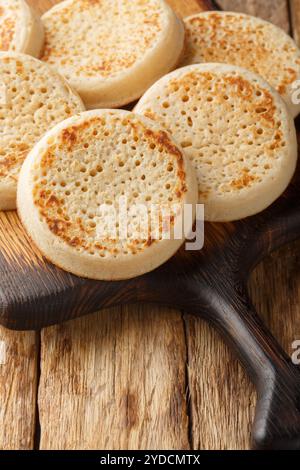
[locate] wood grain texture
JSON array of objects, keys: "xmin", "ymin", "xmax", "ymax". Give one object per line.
[
  {"xmin": 290, "ymin": 0, "xmax": 300, "ymax": 46},
  {"xmin": 0, "ymin": 0, "xmax": 49, "ymax": 451},
  {"xmin": 249, "ymin": 240, "xmax": 300, "ymax": 358},
  {"xmin": 0, "ymin": 329, "xmax": 38, "ymax": 449},
  {"xmin": 167, "ymin": 0, "xmax": 215, "ymax": 16},
  {"xmin": 217, "ymin": 0, "xmax": 290, "ymax": 32},
  {"xmin": 39, "ymin": 306, "xmax": 189, "ymax": 450},
  {"xmin": 33, "ymin": 0, "xmax": 200, "ymax": 452},
  {"xmin": 183, "ymin": 0, "xmax": 296, "ymax": 450},
  {"xmin": 185, "ymin": 319, "xmax": 256, "ymax": 450}
]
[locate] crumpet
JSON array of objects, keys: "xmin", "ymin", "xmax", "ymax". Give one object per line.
[
  {"xmin": 0, "ymin": 0, "xmax": 44, "ymax": 57},
  {"xmin": 182, "ymin": 11, "xmax": 300, "ymax": 118},
  {"xmin": 0, "ymin": 52, "xmax": 85, "ymax": 210},
  {"xmin": 17, "ymin": 110, "xmax": 198, "ymax": 280},
  {"xmin": 135, "ymin": 63, "xmax": 297, "ymax": 221},
  {"xmin": 41, "ymin": 0, "xmax": 185, "ymax": 109}
]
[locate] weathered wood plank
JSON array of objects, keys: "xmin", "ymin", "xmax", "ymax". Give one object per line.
[
  {"xmin": 39, "ymin": 306, "xmax": 189, "ymax": 450},
  {"xmin": 217, "ymin": 0, "xmax": 290, "ymax": 32},
  {"xmin": 0, "ymin": 2, "xmax": 50, "ymax": 452},
  {"xmin": 167, "ymin": 0, "xmax": 213, "ymax": 17},
  {"xmin": 249, "ymin": 240, "xmax": 300, "ymax": 364},
  {"xmin": 184, "ymin": 0, "xmax": 292, "ymax": 450},
  {"xmin": 290, "ymin": 0, "xmax": 300, "ymax": 46},
  {"xmin": 0, "ymin": 329, "xmax": 38, "ymax": 449},
  {"xmin": 185, "ymin": 319, "xmax": 256, "ymax": 450},
  {"xmin": 36, "ymin": 0, "xmax": 194, "ymax": 452},
  {"xmin": 185, "ymin": 238, "xmax": 300, "ymax": 450}
]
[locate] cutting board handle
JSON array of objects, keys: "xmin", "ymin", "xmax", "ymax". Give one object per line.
[{"xmin": 195, "ymin": 283, "xmax": 300, "ymax": 449}]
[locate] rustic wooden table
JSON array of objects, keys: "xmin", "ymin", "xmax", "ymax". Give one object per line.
[{"xmin": 0, "ymin": 0, "xmax": 300, "ymax": 450}]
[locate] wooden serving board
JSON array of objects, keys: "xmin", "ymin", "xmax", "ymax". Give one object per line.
[{"xmin": 1, "ymin": 0, "xmax": 300, "ymax": 450}]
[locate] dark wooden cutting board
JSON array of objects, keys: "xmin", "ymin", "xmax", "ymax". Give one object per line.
[{"xmin": 1, "ymin": 0, "xmax": 300, "ymax": 450}]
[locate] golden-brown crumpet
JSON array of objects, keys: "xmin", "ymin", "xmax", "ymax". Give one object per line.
[
  {"xmin": 0, "ymin": 52, "xmax": 85, "ymax": 210},
  {"xmin": 17, "ymin": 110, "xmax": 198, "ymax": 280},
  {"xmin": 41, "ymin": 0, "xmax": 185, "ymax": 109},
  {"xmin": 0, "ymin": 0, "xmax": 44, "ymax": 57},
  {"xmin": 135, "ymin": 63, "xmax": 297, "ymax": 222},
  {"xmin": 182, "ymin": 11, "xmax": 300, "ymax": 118}
]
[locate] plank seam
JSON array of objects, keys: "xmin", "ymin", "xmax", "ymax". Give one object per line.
[
  {"xmin": 182, "ymin": 312, "xmax": 193, "ymax": 450},
  {"xmin": 202, "ymin": 0, "xmax": 222, "ymax": 11},
  {"xmin": 33, "ymin": 331, "xmax": 42, "ymax": 450},
  {"xmin": 287, "ymin": 0, "xmax": 294, "ymax": 36}
]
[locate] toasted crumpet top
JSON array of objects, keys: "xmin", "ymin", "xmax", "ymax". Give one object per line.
[
  {"xmin": 135, "ymin": 63, "xmax": 297, "ymax": 222},
  {"xmin": 41, "ymin": 0, "xmax": 185, "ymax": 108},
  {"xmin": 0, "ymin": 0, "xmax": 43, "ymax": 55},
  {"xmin": 0, "ymin": 52, "xmax": 84, "ymax": 210},
  {"xmin": 182, "ymin": 11, "xmax": 300, "ymax": 117},
  {"xmin": 17, "ymin": 110, "xmax": 197, "ymax": 280},
  {"xmin": 43, "ymin": 0, "xmax": 165, "ymax": 78}
]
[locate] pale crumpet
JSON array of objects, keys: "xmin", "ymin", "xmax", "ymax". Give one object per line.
[
  {"xmin": 0, "ymin": 0, "xmax": 44, "ymax": 57},
  {"xmin": 182, "ymin": 11, "xmax": 300, "ymax": 118},
  {"xmin": 17, "ymin": 110, "xmax": 198, "ymax": 280},
  {"xmin": 0, "ymin": 52, "xmax": 85, "ymax": 210},
  {"xmin": 135, "ymin": 63, "xmax": 297, "ymax": 222},
  {"xmin": 41, "ymin": 0, "xmax": 185, "ymax": 109}
]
